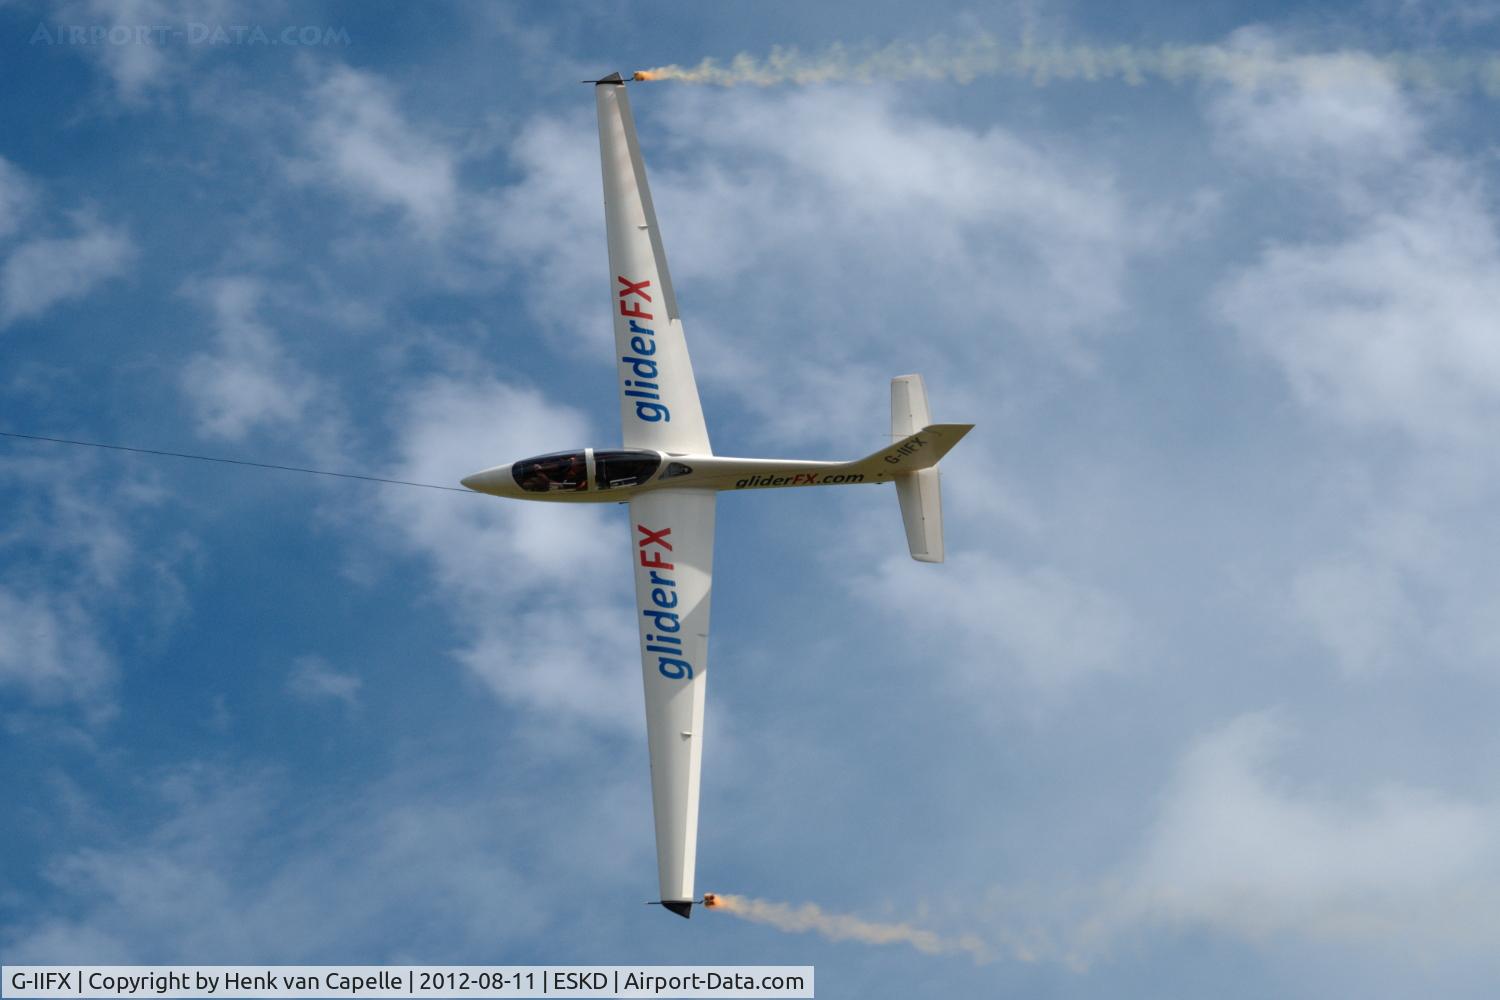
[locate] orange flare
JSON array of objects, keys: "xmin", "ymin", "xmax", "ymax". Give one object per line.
[{"xmin": 632, "ymin": 70, "xmax": 664, "ymax": 82}]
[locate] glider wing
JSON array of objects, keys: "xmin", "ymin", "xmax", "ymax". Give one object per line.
[
  {"xmin": 628, "ymin": 487, "xmax": 716, "ymax": 914},
  {"xmin": 595, "ymin": 79, "xmax": 712, "ymax": 455}
]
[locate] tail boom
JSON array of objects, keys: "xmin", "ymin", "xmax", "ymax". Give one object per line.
[{"xmin": 664, "ymin": 423, "xmax": 971, "ymax": 494}]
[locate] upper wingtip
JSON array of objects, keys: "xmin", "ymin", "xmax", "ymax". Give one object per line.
[{"xmin": 583, "ymin": 71, "xmax": 626, "ymax": 85}]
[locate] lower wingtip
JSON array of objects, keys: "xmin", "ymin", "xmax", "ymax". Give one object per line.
[{"xmin": 661, "ymin": 900, "xmax": 693, "ymax": 919}]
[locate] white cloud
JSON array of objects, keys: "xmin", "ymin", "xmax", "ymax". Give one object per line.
[
  {"xmin": 59, "ymin": 0, "xmax": 172, "ymax": 104},
  {"xmin": 50, "ymin": 0, "xmax": 238, "ymax": 106},
  {"xmin": 285, "ymin": 655, "xmax": 362, "ymax": 708},
  {"xmin": 179, "ymin": 276, "xmax": 319, "ymax": 440},
  {"xmin": 375, "ymin": 374, "xmax": 640, "ymax": 728},
  {"xmin": 1290, "ymin": 559, "xmax": 1418, "ymax": 676},
  {"xmin": 973, "ymin": 714, "xmax": 1500, "ymax": 965},
  {"xmin": 293, "ymin": 65, "xmax": 459, "ymax": 235},
  {"xmin": 1206, "ymin": 28, "xmax": 1424, "ymax": 187},
  {"xmin": 1218, "ymin": 167, "xmax": 1500, "ymax": 444},
  {"xmin": 0, "ymin": 156, "xmax": 36, "ymax": 242},
  {"xmin": 4, "ymin": 767, "xmax": 524, "ymax": 960},
  {"xmin": 3, "ymin": 755, "xmax": 650, "ymax": 961},
  {"xmin": 854, "ymin": 551, "xmax": 1134, "ymax": 693},
  {"xmin": 0, "ymin": 588, "xmax": 115, "ymax": 713},
  {"xmin": 660, "ymin": 86, "xmax": 1139, "ymax": 365},
  {"xmin": 473, "ymin": 113, "xmax": 606, "ymax": 349},
  {"xmin": 1123, "ymin": 713, "xmax": 1499, "ymax": 950},
  {"xmin": 477, "ymin": 86, "xmax": 1144, "ymax": 452},
  {"xmin": 1387, "ymin": 0, "xmax": 1500, "ymax": 43},
  {"xmin": 0, "ymin": 159, "xmax": 134, "ymax": 328},
  {"xmin": 0, "ymin": 219, "xmax": 135, "ymax": 328},
  {"xmin": 0, "ymin": 455, "xmax": 180, "ymax": 720},
  {"xmin": 1207, "ymin": 29, "xmax": 1500, "ymax": 687},
  {"xmin": 1209, "ymin": 30, "xmax": 1500, "ymax": 446},
  {"xmin": 3, "ymin": 482, "xmax": 136, "ymax": 593}
]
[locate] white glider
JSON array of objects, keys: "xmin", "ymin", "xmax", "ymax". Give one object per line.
[{"xmin": 462, "ymin": 72, "xmax": 973, "ymax": 918}]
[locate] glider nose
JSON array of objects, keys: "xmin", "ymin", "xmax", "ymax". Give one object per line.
[{"xmin": 461, "ymin": 466, "xmax": 511, "ymax": 495}]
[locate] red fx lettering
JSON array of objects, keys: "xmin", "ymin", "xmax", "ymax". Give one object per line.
[
  {"xmin": 636, "ymin": 525, "xmax": 673, "ymax": 550},
  {"xmin": 640, "ymin": 550, "xmax": 674, "ymax": 570},
  {"xmin": 617, "ymin": 276, "xmax": 653, "ymax": 301}
]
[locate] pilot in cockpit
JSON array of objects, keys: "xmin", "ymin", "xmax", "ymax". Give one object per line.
[
  {"xmin": 559, "ymin": 454, "xmax": 585, "ymax": 490},
  {"xmin": 520, "ymin": 462, "xmax": 550, "ymax": 492}
]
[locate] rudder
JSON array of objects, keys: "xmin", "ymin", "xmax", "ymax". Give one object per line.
[{"xmin": 891, "ymin": 375, "xmax": 945, "ymax": 563}]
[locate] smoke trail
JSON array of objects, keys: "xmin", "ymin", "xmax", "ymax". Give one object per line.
[
  {"xmin": 703, "ymin": 893, "xmax": 995, "ymax": 963},
  {"xmin": 633, "ymin": 35, "xmax": 1500, "ymax": 97}
]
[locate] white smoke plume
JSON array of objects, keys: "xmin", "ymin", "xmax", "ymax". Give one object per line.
[
  {"xmin": 703, "ymin": 893, "xmax": 999, "ymax": 964},
  {"xmin": 633, "ymin": 34, "xmax": 1500, "ymax": 96}
]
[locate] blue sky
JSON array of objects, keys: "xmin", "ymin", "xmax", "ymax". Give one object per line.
[{"xmin": 5, "ymin": 1, "xmax": 1500, "ymax": 996}]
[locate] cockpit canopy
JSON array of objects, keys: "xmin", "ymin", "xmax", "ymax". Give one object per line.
[
  {"xmin": 512, "ymin": 449, "xmax": 664, "ymax": 493},
  {"xmin": 596, "ymin": 450, "xmax": 664, "ymax": 490}
]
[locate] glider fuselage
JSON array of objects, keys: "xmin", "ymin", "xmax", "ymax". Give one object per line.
[{"xmin": 461, "ymin": 448, "xmax": 886, "ymax": 503}]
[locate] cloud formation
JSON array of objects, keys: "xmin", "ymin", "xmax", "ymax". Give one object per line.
[
  {"xmin": 374, "ymin": 375, "xmax": 641, "ymax": 728},
  {"xmin": 1207, "ymin": 33, "xmax": 1500, "ymax": 687},
  {"xmin": 1212, "ymin": 32, "xmax": 1500, "ymax": 444},
  {"xmin": 285, "ymin": 654, "xmax": 362, "ymax": 709},
  {"xmin": 0, "ymin": 157, "xmax": 36, "ymax": 242},
  {"xmin": 179, "ymin": 277, "xmax": 320, "ymax": 440},
  {"xmin": 854, "ymin": 551, "xmax": 1134, "ymax": 693},
  {"xmin": 966, "ymin": 713, "xmax": 1500, "ymax": 966},
  {"xmin": 2, "ymin": 759, "xmax": 640, "ymax": 962},
  {"xmin": 49, "ymin": 0, "xmax": 238, "ymax": 105},
  {"xmin": 0, "ymin": 454, "xmax": 182, "ymax": 721},
  {"xmin": 293, "ymin": 65, "xmax": 460, "ymax": 235},
  {"xmin": 0, "ymin": 587, "xmax": 115, "ymax": 710},
  {"xmin": 0, "ymin": 219, "xmax": 135, "ymax": 329},
  {"xmin": 1125, "ymin": 713, "xmax": 1499, "ymax": 951}
]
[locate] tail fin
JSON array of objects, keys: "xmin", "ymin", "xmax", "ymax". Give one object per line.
[
  {"xmin": 892, "ymin": 375, "xmax": 958, "ymax": 563},
  {"xmin": 840, "ymin": 377, "xmax": 971, "ymax": 563}
]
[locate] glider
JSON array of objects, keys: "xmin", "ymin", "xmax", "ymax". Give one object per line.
[{"xmin": 462, "ymin": 72, "xmax": 973, "ymax": 918}]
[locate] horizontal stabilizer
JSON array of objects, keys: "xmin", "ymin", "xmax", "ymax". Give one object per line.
[{"xmin": 851, "ymin": 423, "xmax": 973, "ymax": 476}]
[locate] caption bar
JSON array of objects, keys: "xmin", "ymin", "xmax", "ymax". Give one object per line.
[{"xmin": 2, "ymin": 967, "xmax": 813, "ymax": 999}]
